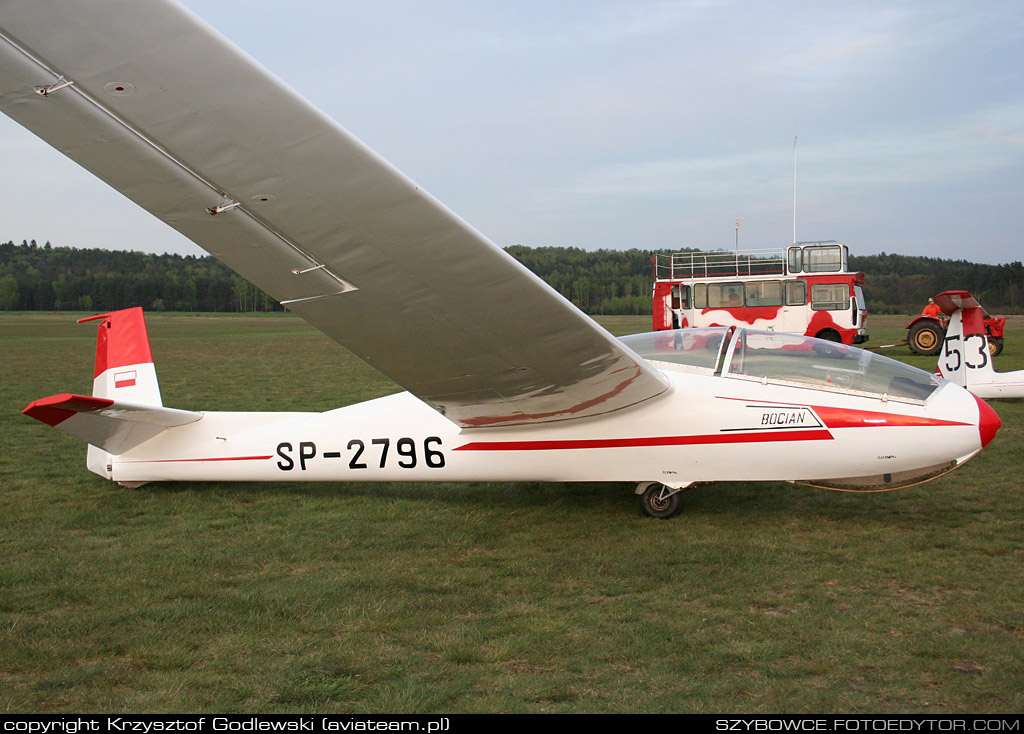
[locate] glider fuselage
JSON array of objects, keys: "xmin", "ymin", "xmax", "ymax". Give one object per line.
[{"xmin": 100, "ymin": 359, "xmax": 991, "ymax": 492}]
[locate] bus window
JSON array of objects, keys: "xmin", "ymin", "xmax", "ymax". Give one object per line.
[
  {"xmin": 788, "ymin": 248, "xmax": 802, "ymax": 273},
  {"xmin": 693, "ymin": 283, "xmax": 708, "ymax": 309},
  {"xmin": 811, "ymin": 284, "xmax": 848, "ymax": 311},
  {"xmin": 709, "ymin": 282, "xmax": 744, "ymax": 308},
  {"xmin": 804, "ymin": 246, "xmax": 843, "ymax": 273},
  {"xmin": 745, "ymin": 281, "xmax": 782, "ymax": 307},
  {"xmin": 785, "ymin": 280, "xmax": 806, "ymax": 306}
]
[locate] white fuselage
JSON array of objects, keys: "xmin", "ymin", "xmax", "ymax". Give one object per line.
[
  {"xmin": 106, "ymin": 367, "xmax": 986, "ymax": 489},
  {"xmin": 956, "ymin": 372, "xmax": 1024, "ymax": 400}
]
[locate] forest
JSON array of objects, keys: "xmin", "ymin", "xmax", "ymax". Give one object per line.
[
  {"xmin": 0, "ymin": 239, "xmax": 277, "ymax": 313},
  {"xmin": 3, "ymin": 238, "xmax": 1024, "ymax": 315}
]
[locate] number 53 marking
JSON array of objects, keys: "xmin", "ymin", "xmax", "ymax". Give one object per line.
[{"xmin": 943, "ymin": 334, "xmax": 988, "ymax": 372}]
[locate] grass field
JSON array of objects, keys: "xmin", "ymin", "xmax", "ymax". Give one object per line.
[{"xmin": 2, "ymin": 312, "xmax": 1022, "ymax": 713}]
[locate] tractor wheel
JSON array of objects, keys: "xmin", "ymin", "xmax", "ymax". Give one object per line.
[{"xmin": 908, "ymin": 321, "xmax": 943, "ymax": 356}]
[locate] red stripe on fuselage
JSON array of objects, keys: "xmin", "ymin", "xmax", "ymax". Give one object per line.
[
  {"xmin": 810, "ymin": 405, "xmax": 969, "ymax": 429},
  {"xmin": 121, "ymin": 455, "xmax": 273, "ymax": 463},
  {"xmin": 455, "ymin": 429, "xmax": 832, "ymax": 452},
  {"xmin": 713, "ymin": 396, "xmax": 970, "ymax": 429}
]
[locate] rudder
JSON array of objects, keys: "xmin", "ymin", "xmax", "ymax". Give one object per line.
[
  {"xmin": 81, "ymin": 307, "xmax": 163, "ymax": 406},
  {"xmin": 80, "ymin": 308, "xmax": 162, "ymax": 478}
]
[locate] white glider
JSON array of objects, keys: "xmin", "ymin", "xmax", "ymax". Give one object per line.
[{"xmin": 4, "ymin": 0, "xmax": 1000, "ymax": 517}]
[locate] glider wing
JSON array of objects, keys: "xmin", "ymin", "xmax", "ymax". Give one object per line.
[{"xmin": 0, "ymin": 0, "xmax": 668, "ymax": 427}]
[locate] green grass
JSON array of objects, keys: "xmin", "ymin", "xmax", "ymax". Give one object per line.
[{"xmin": 1, "ymin": 312, "xmax": 1022, "ymax": 713}]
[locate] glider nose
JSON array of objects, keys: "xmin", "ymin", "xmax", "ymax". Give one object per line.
[{"xmin": 974, "ymin": 394, "xmax": 1001, "ymax": 448}]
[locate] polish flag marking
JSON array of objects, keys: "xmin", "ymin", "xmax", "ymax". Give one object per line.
[{"xmin": 114, "ymin": 370, "xmax": 137, "ymax": 388}]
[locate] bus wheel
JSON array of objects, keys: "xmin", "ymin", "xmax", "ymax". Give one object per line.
[
  {"xmin": 988, "ymin": 338, "xmax": 1004, "ymax": 358},
  {"xmin": 638, "ymin": 483, "xmax": 684, "ymax": 519},
  {"xmin": 813, "ymin": 330, "xmax": 843, "ymax": 358},
  {"xmin": 908, "ymin": 321, "xmax": 943, "ymax": 356}
]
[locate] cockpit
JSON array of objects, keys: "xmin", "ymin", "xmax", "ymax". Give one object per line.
[{"xmin": 619, "ymin": 327, "xmax": 943, "ymax": 404}]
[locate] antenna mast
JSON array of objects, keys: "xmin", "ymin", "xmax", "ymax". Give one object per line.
[{"xmin": 792, "ymin": 135, "xmax": 798, "ymax": 244}]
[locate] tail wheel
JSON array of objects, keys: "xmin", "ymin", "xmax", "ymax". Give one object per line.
[
  {"xmin": 908, "ymin": 321, "xmax": 943, "ymax": 356},
  {"xmin": 988, "ymin": 337, "xmax": 1004, "ymax": 358},
  {"xmin": 638, "ymin": 483, "xmax": 684, "ymax": 519}
]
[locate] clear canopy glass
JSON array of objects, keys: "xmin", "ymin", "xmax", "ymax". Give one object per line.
[
  {"xmin": 723, "ymin": 329, "xmax": 942, "ymax": 402},
  {"xmin": 619, "ymin": 328, "xmax": 729, "ymax": 372},
  {"xmin": 621, "ymin": 327, "xmax": 944, "ymax": 403}
]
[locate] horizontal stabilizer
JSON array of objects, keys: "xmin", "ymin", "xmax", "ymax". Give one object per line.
[
  {"xmin": 23, "ymin": 393, "xmax": 202, "ymax": 455},
  {"xmin": 933, "ymin": 291, "xmax": 982, "ymax": 316}
]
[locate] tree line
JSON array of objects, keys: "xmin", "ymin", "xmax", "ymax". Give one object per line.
[
  {"xmin": 0, "ymin": 240, "xmax": 279, "ymax": 313},
  {"xmin": 3, "ymin": 239, "xmax": 1024, "ymax": 315},
  {"xmin": 847, "ymin": 252, "xmax": 1024, "ymax": 315}
]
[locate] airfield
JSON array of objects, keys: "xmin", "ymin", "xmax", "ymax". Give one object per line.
[{"xmin": 2, "ymin": 312, "xmax": 1021, "ymax": 713}]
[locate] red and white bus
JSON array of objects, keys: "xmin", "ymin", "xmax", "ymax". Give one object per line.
[{"xmin": 652, "ymin": 241, "xmax": 868, "ymax": 345}]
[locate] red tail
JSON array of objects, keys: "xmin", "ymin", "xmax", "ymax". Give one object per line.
[
  {"xmin": 80, "ymin": 307, "xmax": 154, "ymax": 379},
  {"xmin": 78, "ymin": 308, "xmax": 163, "ymax": 407}
]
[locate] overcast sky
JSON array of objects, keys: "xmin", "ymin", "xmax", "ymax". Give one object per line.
[{"xmin": 2, "ymin": 0, "xmax": 1022, "ymax": 263}]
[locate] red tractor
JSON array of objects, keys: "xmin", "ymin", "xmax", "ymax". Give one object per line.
[{"xmin": 906, "ymin": 309, "xmax": 1005, "ymax": 357}]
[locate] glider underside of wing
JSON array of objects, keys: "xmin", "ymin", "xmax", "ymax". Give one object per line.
[{"xmin": 0, "ymin": 0, "xmax": 669, "ymax": 427}]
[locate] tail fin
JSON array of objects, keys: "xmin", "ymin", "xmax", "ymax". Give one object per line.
[
  {"xmin": 934, "ymin": 291, "xmax": 995, "ymax": 389},
  {"xmin": 81, "ymin": 307, "xmax": 162, "ymax": 477},
  {"xmin": 81, "ymin": 307, "xmax": 163, "ymax": 406},
  {"xmin": 22, "ymin": 308, "xmax": 187, "ymax": 480}
]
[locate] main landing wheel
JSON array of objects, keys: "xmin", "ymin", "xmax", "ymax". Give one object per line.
[
  {"xmin": 637, "ymin": 482, "xmax": 684, "ymax": 519},
  {"xmin": 988, "ymin": 337, "xmax": 1004, "ymax": 358}
]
